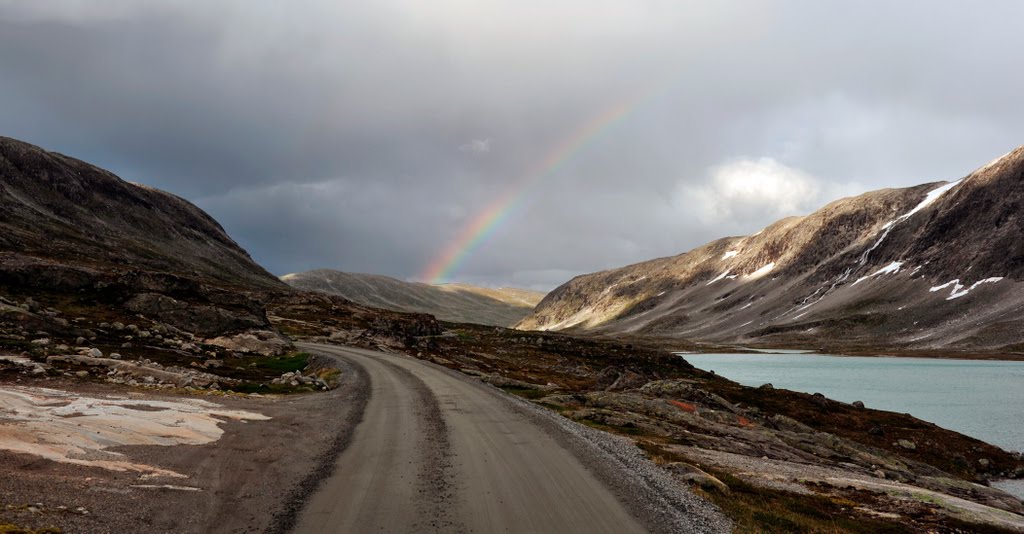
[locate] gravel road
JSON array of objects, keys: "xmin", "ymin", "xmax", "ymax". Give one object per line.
[{"xmin": 295, "ymin": 343, "xmax": 729, "ymax": 533}]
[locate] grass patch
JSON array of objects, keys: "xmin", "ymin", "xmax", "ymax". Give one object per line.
[
  {"xmin": 225, "ymin": 352, "xmax": 318, "ymax": 394},
  {"xmin": 229, "ymin": 382, "xmax": 312, "ymax": 395},
  {"xmin": 454, "ymin": 330, "xmax": 477, "ymax": 341},
  {"xmin": 0, "ymin": 339, "xmax": 34, "ymax": 351},
  {"xmin": 251, "ymin": 352, "xmax": 310, "ymax": 373}
]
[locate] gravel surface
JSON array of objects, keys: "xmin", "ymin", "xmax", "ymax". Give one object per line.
[
  {"xmin": 495, "ymin": 387, "xmax": 733, "ymax": 533},
  {"xmin": 300, "ymin": 343, "xmax": 731, "ymax": 533},
  {"xmin": 266, "ymin": 361, "xmax": 369, "ymax": 533}
]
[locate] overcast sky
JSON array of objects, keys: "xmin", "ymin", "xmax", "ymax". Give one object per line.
[{"xmin": 2, "ymin": 1, "xmax": 1022, "ymax": 290}]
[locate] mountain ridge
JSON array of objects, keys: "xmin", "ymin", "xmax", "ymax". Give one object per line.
[
  {"xmin": 518, "ymin": 145, "xmax": 1024, "ymax": 352},
  {"xmin": 281, "ymin": 269, "xmax": 545, "ymax": 327}
]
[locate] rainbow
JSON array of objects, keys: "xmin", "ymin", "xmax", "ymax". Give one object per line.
[{"xmin": 420, "ymin": 96, "xmax": 643, "ymax": 284}]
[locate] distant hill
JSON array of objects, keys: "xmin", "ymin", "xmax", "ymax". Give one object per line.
[
  {"xmin": 519, "ymin": 145, "xmax": 1024, "ymax": 353},
  {"xmin": 281, "ymin": 270, "xmax": 545, "ymax": 327}
]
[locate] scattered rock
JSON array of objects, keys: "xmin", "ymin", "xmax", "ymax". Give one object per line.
[
  {"xmin": 667, "ymin": 462, "xmax": 730, "ymax": 494},
  {"xmin": 852, "ymin": 400, "xmax": 865, "ymax": 409},
  {"xmin": 593, "ymin": 366, "xmax": 649, "ymax": 391},
  {"xmin": 271, "ymin": 370, "xmax": 330, "ymax": 389},
  {"xmin": 205, "ymin": 330, "xmax": 290, "ymax": 357},
  {"xmin": 607, "ymin": 370, "xmax": 647, "ymax": 391},
  {"xmin": 897, "ymin": 439, "xmax": 917, "ymax": 451},
  {"xmin": 639, "ymin": 379, "xmax": 697, "ymax": 398}
]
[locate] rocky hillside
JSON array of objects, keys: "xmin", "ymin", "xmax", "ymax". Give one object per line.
[
  {"xmin": 281, "ymin": 269, "xmax": 544, "ymax": 326},
  {"xmin": 0, "ymin": 136, "xmax": 457, "ymax": 395},
  {"xmin": 0, "ymin": 136, "xmax": 281, "ymax": 290},
  {"xmin": 519, "ymin": 146, "xmax": 1024, "ymax": 353},
  {"xmin": 0, "ymin": 136, "xmax": 287, "ymax": 342}
]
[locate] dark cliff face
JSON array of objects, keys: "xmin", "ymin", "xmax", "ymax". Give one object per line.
[
  {"xmin": 0, "ymin": 136, "xmax": 286, "ymax": 337},
  {"xmin": 519, "ymin": 146, "xmax": 1024, "ymax": 352},
  {"xmin": 0, "ymin": 136, "xmax": 283, "ymax": 290}
]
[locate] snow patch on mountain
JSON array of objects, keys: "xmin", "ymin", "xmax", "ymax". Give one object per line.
[
  {"xmin": 860, "ymin": 180, "xmax": 963, "ymax": 266},
  {"xmin": 903, "ymin": 179, "xmax": 963, "ymax": 220},
  {"xmin": 707, "ymin": 270, "xmax": 731, "ymax": 286},
  {"xmin": 852, "ymin": 261, "xmax": 904, "ymax": 286},
  {"xmin": 745, "ymin": 263, "xmax": 775, "ymax": 280},
  {"xmin": 929, "ymin": 277, "xmax": 1003, "ymax": 301}
]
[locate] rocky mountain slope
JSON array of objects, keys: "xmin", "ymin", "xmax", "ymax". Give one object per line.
[
  {"xmin": 0, "ymin": 136, "xmax": 281, "ymax": 290},
  {"xmin": 519, "ymin": 146, "xmax": 1024, "ymax": 353},
  {"xmin": 0, "ymin": 136, "xmax": 291, "ymax": 360},
  {"xmin": 281, "ymin": 269, "xmax": 545, "ymax": 326}
]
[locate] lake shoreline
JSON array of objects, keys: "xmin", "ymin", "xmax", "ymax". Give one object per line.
[
  {"xmin": 682, "ymin": 351, "xmax": 1024, "ymax": 502},
  {"xmin": 675, "ymin": 344, "xmax": 1024, "ymax": 362}
]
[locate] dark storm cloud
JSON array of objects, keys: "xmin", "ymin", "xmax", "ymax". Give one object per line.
[{"xmin": 2, "ymin": 1, "xmax": 1023, "ymax": 290}]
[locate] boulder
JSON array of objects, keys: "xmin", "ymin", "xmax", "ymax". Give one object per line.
[
  {"xmin": 896, "ymin": 439, "xmax": 917, "ymax": 451},
  {"xmin": 593, "ymin": 367, "xmax": 649, "ymax": 391},
  {"xmin": 666, "ymin": 462, "xmax": 730, "ymax": 494},
  {"xmin": 205, "ymin": 329, "xmax": 290, "ymax": 356},
  {"xmin": 639, "ymin": 379, "xmax": 698, "ymax": 398},
  {"xmin": 607, "ymin": 370, "xmax": 648, "ymax": 391}
]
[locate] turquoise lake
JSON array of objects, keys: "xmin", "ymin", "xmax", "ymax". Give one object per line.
[
  {"xmin": 681, "ymin": 352, "xmax": 1024, "ymax": 453},
  {"xmin": 682, "ymin": 353, "xmax": 1024, "ymax": 497}
]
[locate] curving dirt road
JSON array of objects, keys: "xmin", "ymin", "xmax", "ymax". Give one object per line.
[{"xmin": 293, "ymin": 343, "xmax": 728, "ymax": 534}]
